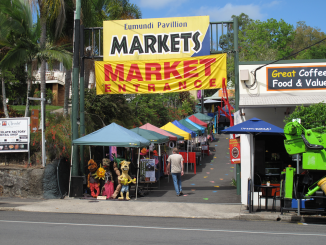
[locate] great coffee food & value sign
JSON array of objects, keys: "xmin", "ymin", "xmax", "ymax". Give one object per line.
[
  {"xmin": 267, "ymin": 65, "xmax": 326, "ymax": 90},
  {"xmin": 0, "ymin": 118, "xmax": 30, "ymax": 153}
]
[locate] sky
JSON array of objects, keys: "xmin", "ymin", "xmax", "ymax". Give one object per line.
[{"xmin": 132, "ymin": 0, "xmax": 326, "ymax": 33}]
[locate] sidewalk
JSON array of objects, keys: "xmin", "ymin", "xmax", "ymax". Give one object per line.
[
  {"xmin": 0, "ymin": 135, "xmax": 303, "ymax": 222},
  {"xmin": 0, "ymin": 196, "xmax": 297, "ymax": 222}
]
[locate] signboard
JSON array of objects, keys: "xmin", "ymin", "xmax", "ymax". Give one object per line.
[
  {"xmin": 229, "ymin": 138, "xmax": 240, "ymax": 164},
  {"xmin": 267, "ymin": 65, "xmax": 326, "ymax": 91},
  {"xmin": 30, "ymin": 109, "xmax": 39, "ymax": 133},
  {"xmin": 0, "ymin": 118, "xmax": 30, "ymax": 153},
  {"xmin": 141, "ymin": 159, "xmax": 155, "ymax": 181},
  {"xmin": 95, "ymin": 54, "xmax": 226, "ymax": 94},
  {"xmin": 103, "ymin": 16, "xmax": 210, "ymax": 61}
]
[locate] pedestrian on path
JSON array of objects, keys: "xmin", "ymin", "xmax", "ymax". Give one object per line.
[{"xmin": 167, "ymin": 147, "xmax": 184, "ymax": 196}]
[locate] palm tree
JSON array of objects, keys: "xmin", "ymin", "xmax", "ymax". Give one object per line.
[
  {"xmin": 0, "ymin": 0, "xmax": 31, "ymax": 117},
  {"xmin": 27, "ymin": 0, "xmax": 66, "ymax": 110},
  {"xmin": 0, "ymin": 0, "xmax": 72, "ymax": 117}
]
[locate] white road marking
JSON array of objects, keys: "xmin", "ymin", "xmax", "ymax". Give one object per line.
[{"xmin": 0, "ymin": 220, "xmax": 325, "ymax": 237}]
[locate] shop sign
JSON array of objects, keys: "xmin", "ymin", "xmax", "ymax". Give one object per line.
[
  {"xmin": 229, "ymin": 138, "xmax": 240, "ymax": 164},
  {"xmin": 267, "ymin": 65, "xmax": 326, "ymax": 91},
  {"xmin": 0, "ymin": 118, "xmax": 30, "ymax": 153},
  {"xmin": 95, "ymin": 54, "xmax": 226, "ymax": 94},
  {"xmin": 103, "ymin": 16, "xmax": 210, "ymax": 61},
  {"xmin": 141, "ymin": 159, "xmax": 155, "ymax": 181},
  {"xmin": 30, "ymin": 109, "xmax": 39, "ymax": 133}
]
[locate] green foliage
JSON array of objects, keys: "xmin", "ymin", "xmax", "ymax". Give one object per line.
[
  {"xmin": 0, "ymin": 105, "xmax": 23, "ymax": 118},
  {"xmin": 284, "ymin": 103, "xmax": 326, "ymax": 129},
  {"xmin": 84, "ymin": 88, "xmax": 132, "ymax": 129},
  {"xmin": 292, "ymin": 21, "xmax": 326, "ymax": 60},
  {"xmin": 31, "ymin": 113, "xmax": 72, "ymax": 164},
  {"xmin": 129, "ymin": 92, "xmax": 195, "ymax": 127},
  {"xmin": 35, "ymin": 88, "xmax": 56, "ymax": 104},
  {"xmin": 0, "ymin": 68, "xmax": 27, "ymax": 104},
  {"xmin": 240, "ymin": 18, "xmax": 295, "ymax": 61}
]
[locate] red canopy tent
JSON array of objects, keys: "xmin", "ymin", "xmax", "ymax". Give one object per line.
[
  {"xmin": 188, "ymin": 115, "xmax": 208, "ymax": 127},
  {"xmin": 140, "ymin": 123, "xmax": 177, "ymax": 141}
]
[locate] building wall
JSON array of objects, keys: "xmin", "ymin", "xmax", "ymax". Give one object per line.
[{"xmin": 238, "ymin": 59, "xmax": 326, "ymax": 205}]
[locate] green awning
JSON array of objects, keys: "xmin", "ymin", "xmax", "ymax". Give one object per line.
[
  {"xmin": 189, "ymin": 113, "xmax": 213, "ymax": 123},
  {"xmin": 179, "ymin": 119, "xmax": 202, "ymax": 135},
  {"xmin": 164, "ymin": 130, "xmax": 184, "ymax": 141},
  {"xmin": 130, "ymin": 127, "xmax": 169, "ymax": 144}
]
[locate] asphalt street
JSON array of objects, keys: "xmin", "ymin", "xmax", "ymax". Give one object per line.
[
  {"xmin": 1, "ymin": 211, "xmax": 325, "ymax": 245},
  {"xmin": 136, "ymin": 134, "xmax": 241, "ymax": 204}
]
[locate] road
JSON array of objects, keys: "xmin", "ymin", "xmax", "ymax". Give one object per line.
[{"xmin": 0, "ymin": 211, "xmax": 325, "ymax": 245}]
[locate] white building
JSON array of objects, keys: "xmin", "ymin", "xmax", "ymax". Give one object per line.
[{"xmin": 238, "ymin": 59, "xmax": 326, "ymax": 206}]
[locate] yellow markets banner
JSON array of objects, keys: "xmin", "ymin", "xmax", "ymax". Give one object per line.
[
  {"xmin": 103, "ymin": 16, "xmax": 210, "ymax": 61},
  {"xmin": 95, "ymin": 54, "xmax": 226, "ymax": 95}
]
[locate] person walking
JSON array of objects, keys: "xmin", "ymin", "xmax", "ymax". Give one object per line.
[{"xmin": 167, "ymin": 147, "xmax": 184, "ymax": 196}]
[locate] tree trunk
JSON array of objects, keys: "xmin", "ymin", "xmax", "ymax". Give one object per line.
[
  {"xmin": 64, "ymin": 69, "xmax": 72, "ymax": 116},
  {"xmin": 25, "ymin": 62, "xmax": 32, "ymax": 117},
  {"xmin": 40, "ymin": 11, "xmax": 47, "ymax": 121},
  {"xmin": 1, "ymin": 71, "xmax": 9, "ymax": 118}
]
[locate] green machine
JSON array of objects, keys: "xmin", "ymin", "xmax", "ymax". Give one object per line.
[{"xmin": 283, "ymin": 121, "xmax": 326, "ymax": 212}]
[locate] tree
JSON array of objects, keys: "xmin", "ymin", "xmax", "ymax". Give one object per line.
[
  {"xmin": 28, "ymin": 0, "xmax": 66, "ymax": 110},
  {"xmin": 0, "ymin": 0, "xmax": 32, "ymax": 117},
  {"xmin": 0, "ymin": 0, "xmax": 72, "ymax": 117},
  {"xmin": 284, "ymin": 103, "xmax": 326, "ymax": 130},
  {"xmin": 291, "ymin": 21, "xmax": 326, "ymax": 60}
]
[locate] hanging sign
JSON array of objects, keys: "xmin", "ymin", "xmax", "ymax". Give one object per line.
[
  {"xmin": 267, "ymin": 65, "xmax": 326, "ymax": 91},
  {"xmin": 0, "ymin": 118, "xmax": 30, "ymax": 153},
  {"xmin": 103, "ymin": 16, "xmax": 210, "ymax": 61},
  {"xmin": 30, "ymin": 109, "xmax": 39, "ymax": 133},
  {"xmin": 95, "ymin": 54, "xmax": 226, "ymax": 94},
  {"xmin": 229, "ymin": 138, "xmax": 240, "ymax": 164},
  {"xmin": 141, "ymin": 159, "xmax": 155, "ymax": 181}
]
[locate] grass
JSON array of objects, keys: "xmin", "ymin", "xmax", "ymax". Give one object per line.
[{"xmin": 11, "ymin": 105, "xmax": 63, "ymax": 115}]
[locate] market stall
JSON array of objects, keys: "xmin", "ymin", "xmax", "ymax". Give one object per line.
[
  {"xmin": 189, "ymin": 113, "xmax": 213, "ymax": 123},
  {"xmin": 71, "ymin": 123, "xmax": 150, "ymax": 200}
]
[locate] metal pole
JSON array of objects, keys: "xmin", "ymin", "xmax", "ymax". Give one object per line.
[
  {"xmin": 71, "ymin": 0, "xmax": 81, "ymax": 176},
  {"xmin": 41, "ymin": 92, "xmax": 45, "ymax": 167},
  {"xmin": 80, "ymin": 24, "xmax": 85, "ymax": 175},
  {"xmin": 233, "ymin": 16, "xmax": 241, "ymax": 196},
  {"xmin": 136, "ymin": 148, "xmax": 140, "ymax": 200},
  {"xmin": 297, "ymin": 153, "xmax": 300, "ymax": 216},
  {"xmin": 201, "ymin": 90, "xmax": 204, "ymax": 113},
  {"xmin": 233, "ymin": 16, "xmax": 239, "ymax": 111},
  {"xmin": 68, "ymin": 146, "xmax": 74, "ymax": 197}
]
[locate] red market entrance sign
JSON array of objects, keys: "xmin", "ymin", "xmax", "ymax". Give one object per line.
[{"xmin": 229, "ymin": 138, "xmax": 240, "ymax": 164}]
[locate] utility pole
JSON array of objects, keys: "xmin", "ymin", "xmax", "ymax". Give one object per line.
[
  {"xmin": 71, "ymin": 0, "xmax": 81, "ymax": 177},
  {"xmin": 233, "ymin": 16, "xmax": 241, "ymax": 196}
]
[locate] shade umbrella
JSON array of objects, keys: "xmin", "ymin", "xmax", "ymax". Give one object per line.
[
  {"xmin": 172, "ymin": 120, "xmax": 197, "ymax": 137},
  {"xmin": 140, "ymin": 123, "xmax": 177, "ymax": 141},
  {"xmin": 190, "ymin": 112, "xmax": 213, "ymax": 123},
  {"xmin": 179, "ymin": 119, "xmax": 202, "ymax": 135},
  {"xmin": 221, "ymin": 117, "xmax": 284, "ymax": 213}
]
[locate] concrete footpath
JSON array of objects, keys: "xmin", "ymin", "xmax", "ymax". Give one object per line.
[{"xmin": 0, "ymin": 196, "xmax": 300, "ymax": 222}]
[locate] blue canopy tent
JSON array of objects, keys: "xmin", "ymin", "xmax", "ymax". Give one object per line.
[
  {"xmin": 172, "ymin": 120, "xmax": 197, "ymax": 137},
  {"xmin": 185, "ymin": 118, "xmax": 206, "ymax": 134},
  {"xmin": 73, "ymin": 123, "xmax": 150, "ymax": 147},
  {"xmin": 72, "ymin": 123, "xmax": 150, "ymax": 200},
  {"xmin": 221, "ymin": 118, "xmax": 284, "ymax": 213}
]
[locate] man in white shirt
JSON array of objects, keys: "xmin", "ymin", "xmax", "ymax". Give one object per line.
[{"xmin": 167, "ymin": 147, "xmax": 184, "ymax": 196}]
